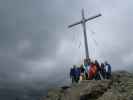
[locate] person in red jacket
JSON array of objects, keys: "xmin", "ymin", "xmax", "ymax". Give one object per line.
[{"xmin": 88, "ymin": 62, "xmax": 97, "ymax": 80}]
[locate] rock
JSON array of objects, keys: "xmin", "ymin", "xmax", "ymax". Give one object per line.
[
  {"xmin": 40, "ymin": 71, "xmax": 133, "ymax": 100},
  {"xmin": 80, "ymin": 80, "xmax": 112, "ymax": 100}
]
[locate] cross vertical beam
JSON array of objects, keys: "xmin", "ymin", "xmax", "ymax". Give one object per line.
[
  {"xmin": 81, "ymin": 9, "xmax": 89, "ymax": 58},
  {"xmin": 68, "ymin": 9, "xmax": 101, "ymax": 59}
]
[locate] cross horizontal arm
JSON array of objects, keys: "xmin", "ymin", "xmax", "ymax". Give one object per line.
[
  {"xmin": 85, "ymin": 14, "xmax": 102, "ymax": 22},
  {"xmin": 68, "ymin": 20, "xmax": 82, "ymax": 28}
]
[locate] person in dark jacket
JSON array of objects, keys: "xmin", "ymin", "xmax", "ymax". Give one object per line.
[
  {"xmin": 94, "ymin": 60, "xmax": 101, "ymax": 80},
  {"xmin": 105, "ymin": 61, "xmax": 112, "ymax": 79},
  {"xmin": 101, "ymin": 63, "xmax": 106, "ymax": 79}
]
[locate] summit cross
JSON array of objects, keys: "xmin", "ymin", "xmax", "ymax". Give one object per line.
[{"xmin": 68, "ymin": 9, "xmax": 101, "ymax": 59}]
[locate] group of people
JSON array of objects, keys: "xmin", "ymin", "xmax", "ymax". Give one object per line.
[{"xmin": 70, "ymin": 58, "xmax": 112, "ymax": 83}]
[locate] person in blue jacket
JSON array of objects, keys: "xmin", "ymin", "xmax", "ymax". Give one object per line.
[
  {"xmin": 105, "ymin": 61, "xmax": 112, "ymax": 79},
  {"xmin": 70, "ymin": 65, "xmax": 80, "ymax": 83},
  {"xmin": 70, "ymin": 67, "xmax": 75, "ymax": 83}
]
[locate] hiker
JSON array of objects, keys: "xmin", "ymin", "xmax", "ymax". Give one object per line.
[
  {"xmin": 75, "ymin": 66, "xmax": 80, "ymax": 83},
  {"xmin": 100, "ymin": 63, "xmax": 106, "ymax": 79},
  {"xmin": 70, "ymin": 66, "xmax": 75, "ymax": 83},
  {"xmin": 94, "ymin": 60, "xmax": 102, "ymax": 80},
  {"xmin": 70, "ymin": 65, "xmax": 80, "ymax": 83},
  {"xmin": 79, "ymin": 64, "xmax": 85, "ymax": 81},
  {"xmin": 105, "ymin": 61, "xmax": 112, "ymax": 79},
  {"xmin": 88, "ymin": 61, "xmax": 97, "ymax": 80},
  {"xmin": 83, "ymin": 58, "xmax": 91, "ymax": 80}
]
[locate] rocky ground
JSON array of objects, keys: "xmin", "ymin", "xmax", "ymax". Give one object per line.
[{"xmin": 40, "ymin": 71, "xmax": 133, "ymax": 100}]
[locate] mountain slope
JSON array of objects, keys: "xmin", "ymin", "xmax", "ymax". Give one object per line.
[{"xmin": 41, "ymin": 71, "xmax": 133, "ymax": 100}]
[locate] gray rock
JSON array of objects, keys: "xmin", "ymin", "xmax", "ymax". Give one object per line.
[{"xmin": 40, "ymin": 71, "xmax": 133, "ymax": 100}]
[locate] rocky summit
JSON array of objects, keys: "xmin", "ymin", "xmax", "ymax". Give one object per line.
[{"xmin": 40, "ymin": 71, "xmax": 133, "ymax": 100}]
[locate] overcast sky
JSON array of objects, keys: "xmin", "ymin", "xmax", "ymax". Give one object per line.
[{"xmin": 0, "ymin": 0, "xmax": 133, "ymax": 85}]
